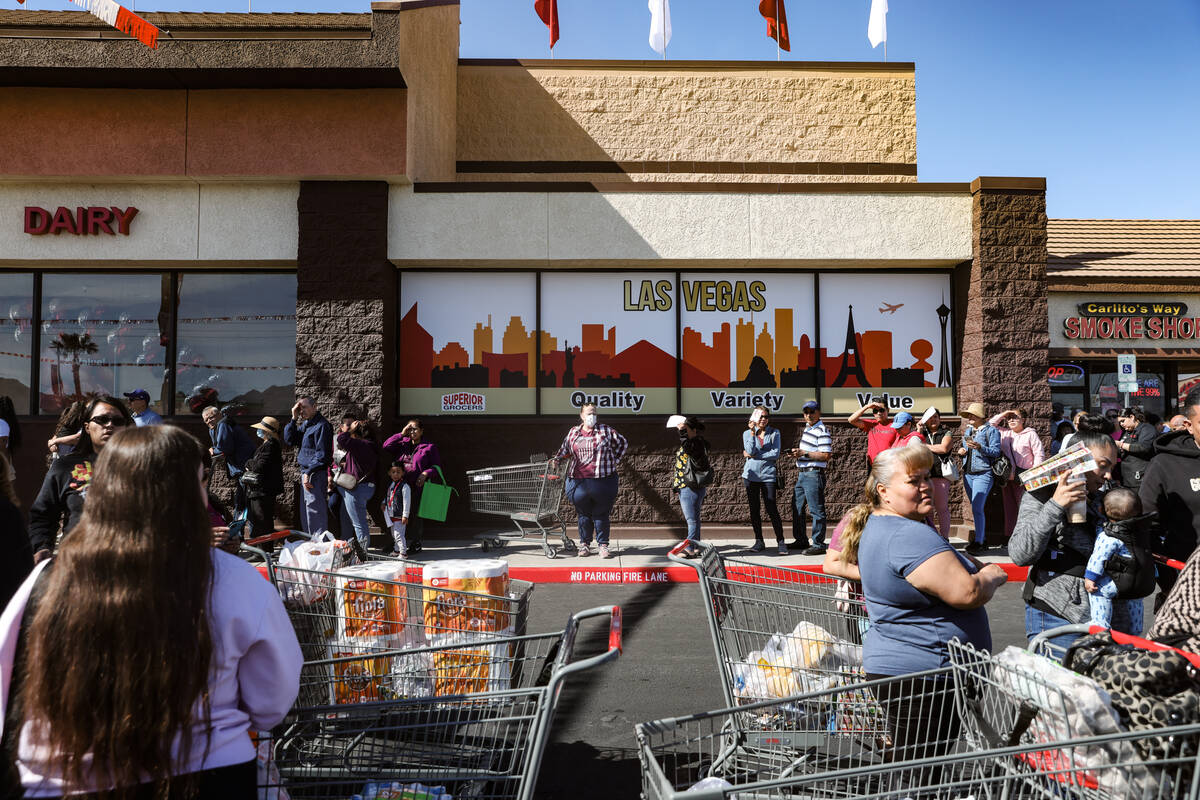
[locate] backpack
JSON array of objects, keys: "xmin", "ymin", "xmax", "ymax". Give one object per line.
[
  {"xmin": 1102, "ymin": 514, "xmax": 1158, "ymax": 600},
  {"xmin": 682, "ymin": 438, "xmax": 714, "ymax": 489}
]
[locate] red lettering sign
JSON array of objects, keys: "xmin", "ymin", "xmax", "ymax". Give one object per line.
[
  {"xmin": 24, "ymin": 206, "xmax": 138, "ymax": 236},
  {"xmin": 1063, "ymin": 315, "xmax": 1200, "ymax": 341}
]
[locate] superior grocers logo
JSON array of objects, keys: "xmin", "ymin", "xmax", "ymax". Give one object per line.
[{"xmin": 442, "ymin": 392, "xmax": 485, "ymax": 412}]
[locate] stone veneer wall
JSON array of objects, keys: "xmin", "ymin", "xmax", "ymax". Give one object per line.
[
  {"xmin": 287, "ymin": 181, "xmax": 394, "ymax": 526},
  {"xmin": 457, "ymin": 64, "xmax": 916, "ymax": 182},
  {"xmin": 958, "ymin": 179, "xmax": 1051, "ymax": 440}
]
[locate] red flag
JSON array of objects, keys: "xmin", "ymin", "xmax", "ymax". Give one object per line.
[
  {"xmin": 534, "ymin": 0, "xmax": 559, "ymax": 48},
  {"xmin": 758, "ymin": 0, "xmax": 790, "ymax": 52}
]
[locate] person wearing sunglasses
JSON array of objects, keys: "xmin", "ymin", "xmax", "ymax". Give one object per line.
[{"xmin": 28, "ymin": 395, "xmax": 132, "ymax": 563}]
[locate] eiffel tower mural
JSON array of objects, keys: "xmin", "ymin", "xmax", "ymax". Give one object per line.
[{"xmin": 832, "ymin": 305, "xmax": 871, "ymax": 388}]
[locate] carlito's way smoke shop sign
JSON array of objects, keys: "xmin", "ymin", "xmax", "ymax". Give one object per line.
[
  {"xmin": 24, "ymin": 206, "xmax": 139, "ymax": 236},
  {"xmin": 1050, "ymin": 294, "xmax": 1200, "ymax": 349}
]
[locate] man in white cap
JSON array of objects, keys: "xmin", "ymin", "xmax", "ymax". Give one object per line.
[
  {"xmin": 788, "ymin": 399, "xmax": 831, "ymax": 555},
  {"xmin": 958, "ymin": 401, "xmax": 1002, "ymax": 555}
]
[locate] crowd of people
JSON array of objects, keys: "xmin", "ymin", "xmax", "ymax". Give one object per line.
[{"xmin": 0, "ymin": 384, "xmax": 1198, "ymax": 796}]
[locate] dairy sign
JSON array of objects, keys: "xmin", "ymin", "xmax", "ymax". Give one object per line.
[{"xmin": 1050, "ymin": 294, "xmax": 1200, "ymax": 350}]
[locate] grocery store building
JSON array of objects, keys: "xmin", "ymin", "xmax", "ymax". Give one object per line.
[{"xmin": 0, "ymin": 0, "xmax": 1050, "ymax": 532}]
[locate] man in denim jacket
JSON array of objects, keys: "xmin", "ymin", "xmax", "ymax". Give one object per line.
[
  {"xmin": 958, "ymin": 401, "xmax": 1002, "ymax": 554},
  {"xmin": 283, "ymin": 396, "xmax": 333, "ymax": 535}
]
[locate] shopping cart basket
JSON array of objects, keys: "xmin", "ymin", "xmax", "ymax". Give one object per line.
[
  {"xmin": 243, "ymin": 542, "xmax": 535, "ymax": 711},
  {"xmin": 637, "ymin": 686, "xmax": 1200, "ymax": 800},
  {"xmin": 668, "ymin": 540, "xmax": 868, "ymax": 709},
  {"xmin": 259, "ymin": 605, "xmax": 622, "ymax": 800},
  {"xmin": 465, "ymin": 456, "xmax": 575, "ymax": 558}
]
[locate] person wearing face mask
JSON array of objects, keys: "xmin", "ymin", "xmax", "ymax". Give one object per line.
[
  {"xmin": 242, "ymin": 417, "xmax": 285, "ymax": 542},
  {"xmin": 29, "ymin": 395, "xmax": 133, "ymax": 562},
  {"xmin": 1010, "ymin": 431, "xmax": 1125, "ymax": 648},
  {"xmin": 669, "ymin": 415, "xmax": 711, "ymax": 558},
  {"xmin": 742, "ymin": 405, "xmax": 786, "ymax": 555},
  {"xmin": 554, "ymin": 403, "xmax": 628, "ymax": 559}
]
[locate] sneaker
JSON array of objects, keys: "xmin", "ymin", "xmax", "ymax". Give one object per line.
[
  {"xmin": 777, "ymin": 542, "xmax": 789, "ymax": 555},
  {"xmin": 679, "ymin": 547, "xmax": 700, "ymax": 559},
  {"xmin": 964, "ymin": 541, "xmax": 986, "ymax": 556},
  {"xmin": 400, "ymin": 548, "xmax": 408, "ymax": 558},
  {"xmin": 746, "ymin": 541, "xmax": 766, "ymax": 553},
  {"xmin": 599, "ymin": 545, "xmax": 613, "ymax": 559},
  {"xmin": 787, "ymin": 540, "xmax": 810, "ymax": 550},
  {"xmin": 803, "ymin": 545, "xmax": 828, "ymax": 556},
  {"xmin": 578, "ymin": 543, "xmax": 592, "ymax": 556}
]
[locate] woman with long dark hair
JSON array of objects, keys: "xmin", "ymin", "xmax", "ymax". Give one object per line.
[{"xmin": 0, "ymin": 425, "xmax": 301, "ymax": 798}]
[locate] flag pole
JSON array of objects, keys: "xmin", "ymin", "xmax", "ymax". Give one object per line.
[
  {"xmin": 662, "ymin": 0, "xmax": 667, "ymax": 60},
  {"xmin": 775, "ymin": 5, "xmax": 780, "ymax": 61}
]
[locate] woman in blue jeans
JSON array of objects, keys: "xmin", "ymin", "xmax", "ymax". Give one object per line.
[
  {"xmin": 671, "ymin": 416, "xmax": 710, "ymax": 558},
  {"xmin": 742, "ymin": 405, "xmax": 786, "ymax": 554},
  {"xmin": 335, "ymin": 419, "xmax": 379, "ymax": 554},
  {"xmin": 555, "ymin": 403, "xmax": 628, "ymax": 559},
  {"xmin": 957, "ymin": 402, "xmax": 1001, "ymax": 555}
]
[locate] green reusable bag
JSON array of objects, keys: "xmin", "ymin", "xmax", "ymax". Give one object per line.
[{"xmin": 417, "ymin": 466, "xmax": 457, "ymax": 522}]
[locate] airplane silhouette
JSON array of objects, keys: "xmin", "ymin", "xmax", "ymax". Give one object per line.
[{"xmin": 878, "ymin": 302, "xmax": 904, "ymax": 315}]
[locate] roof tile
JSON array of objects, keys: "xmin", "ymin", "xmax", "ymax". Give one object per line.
[{"xmin": 1048, "ymin": 219, "xmax": 1200, "ymax": 278}]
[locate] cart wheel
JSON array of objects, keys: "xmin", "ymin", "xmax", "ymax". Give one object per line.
[
  {"xmin": 481, "ymin": 540, "xmax": 491, "ymax": 552},
  {"xmin": 561, "ymin": 538, "xmax": 578, "ymax": 554},
  {"xmin": 493, "ymin": 538, "xmax": 507, "ymax": 549},
  {"xmin": 544, "ymin": 544, "xmax": 558, "ymax": 559}
]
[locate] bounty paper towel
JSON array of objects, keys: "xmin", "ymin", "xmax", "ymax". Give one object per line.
[{"xmin": 422, "ymin": 559, "xmax": 510, "ymax": 640}]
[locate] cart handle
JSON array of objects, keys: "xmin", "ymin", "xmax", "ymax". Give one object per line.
[
  {"xmin": 243, "ymin": 528, "xmax": 308, "ymax": 547},
  {"xmin": 548, "ymin": 605, "xmax": 622, "ymax": 691},
  {"xmin": 668, "ymin": 540, "xmax": 693, "ymax": 557},
  {"xmin": 1154, "ymin": 553, "xmax": 1187, "ymax": 572},
  {"xmin": 1029, "ymin": 623, "xmax": 1200, "ymax": 669},
  {"xmin": 239, "ymin": 543, "xmax": 276, "ymax": 584}
]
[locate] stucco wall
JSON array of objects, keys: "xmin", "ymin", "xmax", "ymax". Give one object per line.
[
  {"xmin": 0, "ymin": 182, "xmax": 299, "ymax": 263},
  {"xmin": 457, "ymin": 63, "xmax": 917, "ymax": 181},
  {"xmin": 388, "ymin": 186, "xmax": 973, "ymax": 264}
]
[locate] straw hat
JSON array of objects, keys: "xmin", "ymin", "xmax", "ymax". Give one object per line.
[
  {"xmin": 251, "ymin": 416, "xmax": 282, "ymax": 442},
  {"xmin": 962, "ymin": 402, "xmax": 986, "ymax": 420}
]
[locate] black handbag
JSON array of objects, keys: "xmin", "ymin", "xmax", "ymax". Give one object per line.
[
  {"xmin": 683, "ymin": 447, "xmax": 715, "ymax": 489},
  {"xmin": 991, "ymin": 454, "xmax": 1012, "ymax": 484}
]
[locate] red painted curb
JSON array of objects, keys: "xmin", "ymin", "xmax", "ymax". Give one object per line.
[{"xmin": 508, "ymin": 562, "xmax": 1029, "ymax": 584}]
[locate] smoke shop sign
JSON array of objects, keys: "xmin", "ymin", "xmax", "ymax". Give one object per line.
[{"xmin": 1051, "ymin": 294, "xmax": 1200, "ymax": 349}]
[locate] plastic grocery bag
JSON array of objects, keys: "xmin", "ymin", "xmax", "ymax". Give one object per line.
[
  {"xmin": 256, "ymin": 735, "xmax": 290, "ymax": 800},
  {"xmin": 275, "ymin": 537, "xmax": 348, "ymax": 606}
]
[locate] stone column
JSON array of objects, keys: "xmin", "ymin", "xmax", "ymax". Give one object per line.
[
  {"xmin": 958, "ymin": 177, "xmax": 1051, "ymax": 439},
  {"xmin": 296, "ymin": 181, "xmax": 394, "ymax": 424}
]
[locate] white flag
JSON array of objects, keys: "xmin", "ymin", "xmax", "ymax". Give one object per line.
[
  {"xmin": 868, "ymin": 0, "xmax": 887, "ymax": 48},
  {"xmin": 648, "ymin": 0, "xmax": 672, "ymax": 55}
]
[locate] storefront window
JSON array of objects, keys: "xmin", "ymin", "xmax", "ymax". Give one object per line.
[
  {"xmin": 0, "ymin": 274, "xmax": 33, "ymax": 414},
  {"xmin": 1087, "ymin": 365, "xmax": 1166, "ymax": 419},
  {"xmin": 174, "ymin": 273, "xmax": 297, "ymax": 415},
  {"xmin": 1180, "ymin": 369, "xmax": 1200, "ymax": 410},
  {"xmin": 39, "ymin": 274, "xmax": 168, "ymax": 415}
]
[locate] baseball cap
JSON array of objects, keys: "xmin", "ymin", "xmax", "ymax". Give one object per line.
[
  {"xmin": 802, "ymin": 400, "xmax": 819, "ymax": 412},
  {"xmin": 123, "ymin": 389, "xmax": 150, "ymax": 402},
  {"xmin": 890, "ymin": 411, "xmax": 914, "ymax": 429}
]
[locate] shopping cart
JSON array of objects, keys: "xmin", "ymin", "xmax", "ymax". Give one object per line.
[
  {"xmin": 258, "ymin": 605, "xmax": 622, "ymax": 800},
  {"xmin": 242, "ymin": 541, "xmax": 535, "ymax": 711},
  {"xmin": 637, "ymin": 689, "xmax": 1200, "ymax": 800},
  {"xmin": 667, "ymin": 540, "xmax": 868, "ymax": 710},
  {"xmin": 465, "ymin": 455, "xmax": 575, "ymax": 558}
]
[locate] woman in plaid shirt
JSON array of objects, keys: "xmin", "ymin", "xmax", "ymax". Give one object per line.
[{"xmin": 554, "ymin": 403, "xmax": 628, "ymax": 559}]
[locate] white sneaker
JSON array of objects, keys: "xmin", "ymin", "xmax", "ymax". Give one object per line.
[
  {"xmin": 599, "ymin": 545, "xmax": 613, "ymax": 559},
  {"xmin": 578, "ymin": 543, "xmax": 592, "ymax": 557}
]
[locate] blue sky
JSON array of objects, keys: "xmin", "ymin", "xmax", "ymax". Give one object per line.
[{"xmin": 8, "ymin": 0, "xmax": 1199, "ymax": 218}]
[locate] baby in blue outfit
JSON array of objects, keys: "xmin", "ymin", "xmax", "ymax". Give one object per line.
[{"xmin": 1084, "ymin": 487, "xmax": 1146, "ymax": 633}]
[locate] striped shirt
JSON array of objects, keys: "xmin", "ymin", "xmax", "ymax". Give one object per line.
[{"xmin": 795, "ymin": 419, "xmax": 832, "ymax": 469}]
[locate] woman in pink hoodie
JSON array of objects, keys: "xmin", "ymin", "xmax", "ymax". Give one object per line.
[{"xmin": 991, "ymin": 408, "xmax": 1045, "ymax": 538}]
